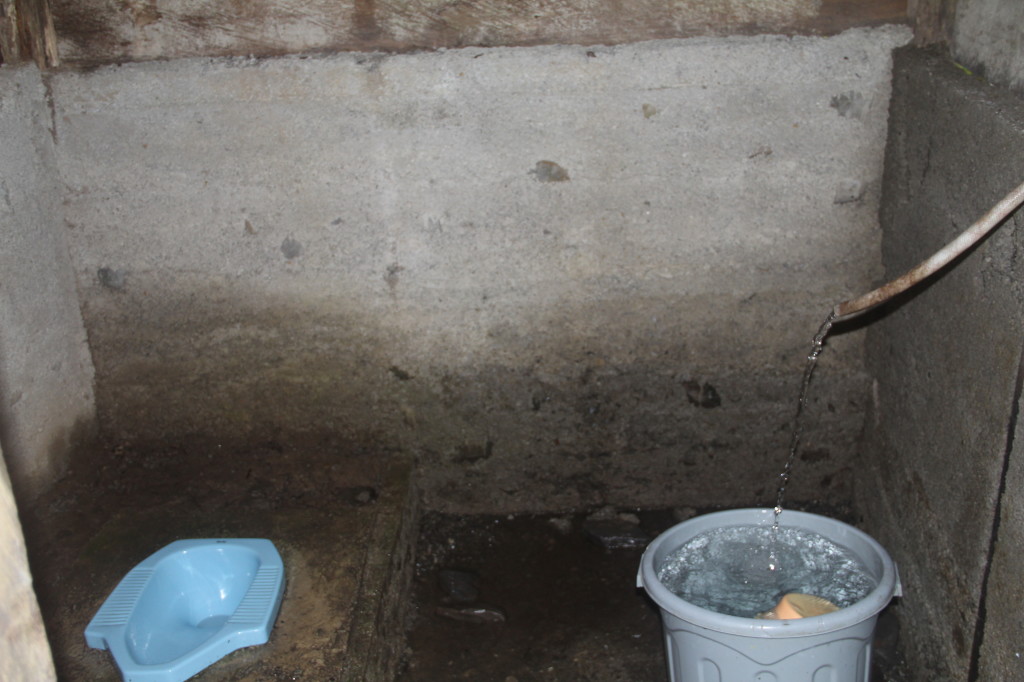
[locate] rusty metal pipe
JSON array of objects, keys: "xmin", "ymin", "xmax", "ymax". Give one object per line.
[{"xmin": 833, "ymin": 179, "xmax": 1024, "ymax": 321}]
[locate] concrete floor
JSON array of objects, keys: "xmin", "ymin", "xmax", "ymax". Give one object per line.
[
  {"xmin": 22, "ymin": 438, "xmax": 905, "ymax": 681},
  {"xmin": 399, "ymin": 511, "xmax": 667, "ymax": 681}
]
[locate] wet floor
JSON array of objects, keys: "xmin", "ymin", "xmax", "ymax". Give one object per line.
[
  {"xmin": 399, "ymin": 510, "xmax": 668, "ymax": 682},
  {"xmin": 400, "ymin": 509, "xmax": 908, "ymax": 682}
]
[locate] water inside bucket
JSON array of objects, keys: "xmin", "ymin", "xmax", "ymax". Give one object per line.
[{"xmin": 656, "ymin": 524, "xmax": 876, "ymax": 618}]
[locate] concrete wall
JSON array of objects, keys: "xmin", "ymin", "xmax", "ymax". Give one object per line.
[
  {"xmin": 0, "ymin": 64, "xmax": 73, "ymax": 682},
  {"xmin": 0, "ymin": 65, "xmax": 95, "ymax": 502},
  {"xmin": 861, "ymin": 47, "xmax": 1024, "ymax": 680},
  {"xmin": 980, "ymin": 380, "xmax": 1024, "ymax": 680},
  {"xmin": 952, "ymin": 0, "xmax": 1024, "ymax": 92},
  {"xmin": 51, "ymin": 26, "xmax": 908, "ymax": 513}
]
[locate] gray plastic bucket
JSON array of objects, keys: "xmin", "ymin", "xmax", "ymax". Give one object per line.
[{"xmin": 638, "ymin": 508, "xmax": 899, "ymax": 682}]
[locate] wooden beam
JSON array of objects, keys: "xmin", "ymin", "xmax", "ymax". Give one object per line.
[
  {"xmin": 50, "ymin": 0, "xmax": 908, "ymax": 66},
  {"xmin": 908, "ymin": 0, "xmax": 958, "ymax": 45},
  {"xmin": 0, "ymin": 449, "xmax": 57, "ymax": 682},
  {"xmin": 1, "ymin": 0, "xmax": 58, "ymax": 67},
  {"xmin": 0, "ymin": 0, "xmax": 18, "ymax": 64}
]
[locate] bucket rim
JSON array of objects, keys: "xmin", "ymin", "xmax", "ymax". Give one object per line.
[{"xmin": 638, "ymin": 507, "xmax": 898, "ymax": 638}]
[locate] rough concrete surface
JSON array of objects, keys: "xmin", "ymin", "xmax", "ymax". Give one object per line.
[
  {"xmin": 49, "ymin": 26, "xmax": 910, "ymax": 513},
  {"xmin": 979, "ymin": 379, "xmax": 1024, "ymax": 681},
  {"xmin": 0, "ymin": 64, "xmax": 96, "ymax": 501},
  {"xmin": 861, "ymin": 47, "xmax": 1024, "ymax": 680}
]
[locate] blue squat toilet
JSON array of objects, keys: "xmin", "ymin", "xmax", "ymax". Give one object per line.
[{"xmin": 85, "ymin": 539, "xmax": 285, "ymax": 682}]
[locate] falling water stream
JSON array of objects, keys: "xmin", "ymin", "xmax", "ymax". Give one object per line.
[
  {"xmin": 759, "ymin": 180, "xmax": 1024, "ymax": 571},
  {"xmin": 767, "ymin": 310, "xmax": 836, "ymax": 571},
  {"xmin": 770, "ymin": 311, "xmax": 839, "ymax": 569},
  {"xmin": 655, "ymin": 310, "xmax": 871, "ymax": 615}
]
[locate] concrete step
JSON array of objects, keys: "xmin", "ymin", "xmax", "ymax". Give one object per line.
[{"xmin": 22, "ymin": 435, "xmax": 418, "ymax": 682}]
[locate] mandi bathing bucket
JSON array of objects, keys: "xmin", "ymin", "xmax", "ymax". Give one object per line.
[{"xmin": 638, "ymin": 508, "xmax": 900, "ymax": 682}]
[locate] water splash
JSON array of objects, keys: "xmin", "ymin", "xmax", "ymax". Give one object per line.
[{"xmin": 657, "ymin": 524, "xmax": 875, "ymax": 617}]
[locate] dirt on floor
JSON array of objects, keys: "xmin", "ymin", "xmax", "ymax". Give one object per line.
[
  {"xmin": 399, "ymin": 510, "xmax": 668, "ymax": 682},
  {"xmin": 400, "ymin": 508, "xmax": 908, "ymax": 682},
  {"xmin": 21, "ymin": 434, "xmax": 412, "ymax": 682}
]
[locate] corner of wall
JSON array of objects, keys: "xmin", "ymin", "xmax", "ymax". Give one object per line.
[
  {"xmin": 863, "ymin": 45, "xmax": 1024, "ymax": 679},
  {"xmin": 0, "ymin": 63, "xmax": 96, "ymax": 503},
  {"xmin": 951, "ymin": 0, "xmax": 1024, "ymax": 93}
]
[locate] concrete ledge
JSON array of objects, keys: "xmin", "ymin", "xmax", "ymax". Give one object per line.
[
  {"xmin": 22, "ymin": 435, "xmax": 417, "ymax": 681},
  {"xmin": 342, "ymin": 458, "xmax": 419, "ymax": 682}
]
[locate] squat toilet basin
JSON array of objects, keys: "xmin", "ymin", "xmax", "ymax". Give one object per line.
[{"xmin": 85, "ymin": 538, "xmax": 285, "ymax": 682}]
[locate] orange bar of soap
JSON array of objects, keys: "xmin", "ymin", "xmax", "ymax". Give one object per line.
[{"xmin": 757, "ymin": 593, "xmax": 839, "ymax": 620}]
